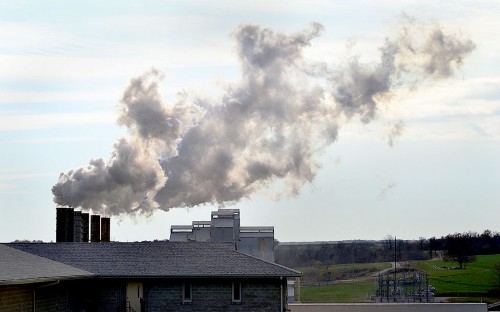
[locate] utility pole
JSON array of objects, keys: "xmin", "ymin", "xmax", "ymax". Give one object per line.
[
  {"xmin": 394, "ymin": 236, "xmax": 397, "ymax": 302},
  {"xmin": 352, "ymin": 241, "xmax": 356, "ymax": 303}
]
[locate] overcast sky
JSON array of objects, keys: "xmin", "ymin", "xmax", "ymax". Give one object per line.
[{"xmin": 1, "ymin": 0, "xmax": 499, "ymax": 243}]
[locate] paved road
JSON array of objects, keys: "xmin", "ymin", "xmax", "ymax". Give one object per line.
[{"xmin": 372, "ymin": 261, "xmax": 401, "ymax": 277}]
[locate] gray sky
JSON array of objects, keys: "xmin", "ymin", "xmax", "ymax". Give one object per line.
[{"xmin": 1, "ymin": 1, "xmax": 499, "ymax": 242}]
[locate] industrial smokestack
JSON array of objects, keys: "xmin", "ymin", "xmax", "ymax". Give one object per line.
[
  {"xmin": 81, "ymin": 212, "xmax": 89, "ymax": 242},
  {"xmin": 73, "ymin": 211, "xmax": 82, "ymax": 242},
  {"xmin": 56, "ymin": 207, "xmax": 74, "ymax": 242},
  {"xmin": 90, "ymin": 215, "xmax": 101, "ymax": 242},
  {"xmin": 101, "ymin": 217, "xmax": 110, "ymax": 242}
]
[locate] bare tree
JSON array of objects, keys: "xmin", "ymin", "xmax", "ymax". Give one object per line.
[{"xmin": 444, "ymin": 233, "xmax": 476, "ymax": 269}]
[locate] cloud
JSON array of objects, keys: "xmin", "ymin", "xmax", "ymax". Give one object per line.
[
  {"xmin": 0, "ymin": 112, "xmax": 114, "ymax": 132},
  {"xmin": 0, "ymin": 171, "xmax": 55, "ymax": 195},
  {"xmin": 0, "ymin": 172, "xmax": 55, "ymax": 181},
  {"xmin": 4, "ymin": 137, "xmax": 96, "ymax": 144},
  {"xmin": 0, "ymin": 90, "xmax": 116, "ymax": 105}
]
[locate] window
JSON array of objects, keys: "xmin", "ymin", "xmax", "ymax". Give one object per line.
[
  {"xmin": 232, "ymin": 281, "xmax": 241, "ymax": 303},
  {"xmin": 182, "ymin": 282, "xmax": 192, "ymax": 304}
]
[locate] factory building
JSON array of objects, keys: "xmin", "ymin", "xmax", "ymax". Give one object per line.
[
  {"xmin": 171, "ymin": 208, "xmax": 302, "ymax": 302},
  {"xmin": 170, "ymin": 209, "xmax": 275, "ymax": 262}
]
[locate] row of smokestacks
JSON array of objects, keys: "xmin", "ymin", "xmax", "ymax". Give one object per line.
[{"xmin": 56, "ymin": 207, "xmax": 110, "ymax": 242}]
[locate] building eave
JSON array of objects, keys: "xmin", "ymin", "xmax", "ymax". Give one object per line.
[{"xmin": 0, "ymin": 274, "xmax": 96, "ymax": 286}]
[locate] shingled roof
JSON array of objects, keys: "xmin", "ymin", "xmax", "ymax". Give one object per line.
[
  {"xmin": 7, "ymin": 241, "xmax": 300, "ymax": 279},
  {"xmin": 0, "ymin": 244, "xmax": 93, "ymax": 285}
]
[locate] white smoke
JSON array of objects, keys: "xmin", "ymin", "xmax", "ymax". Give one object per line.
[
  {"xmin": 52, "ymin": 19, "xmax": 475, "ymax": 216},
  {"xmin": 378, "ymin": 181, "xmax": 397, "ymax": 200},
  {"xmin": 386, "ymin": 120, "xmax": 405, "ymax": 147}
]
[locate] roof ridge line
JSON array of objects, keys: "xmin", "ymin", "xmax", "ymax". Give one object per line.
[{"xmin": 233, "ymin": 249, "xmax": 301, "ymax": 275}]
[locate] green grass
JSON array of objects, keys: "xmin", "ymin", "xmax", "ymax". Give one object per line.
[
  {"xmin": 297, "ymin": 262, "xmax": 391, "ymax": 283},
  {"xmin": 413, "ymin": 254, "xmax": 500, "ymax": 296},
  {"xmin": 301, "ymin": 281, "xmax": 376, "ymax": 303},
  {"xmin": 297, "ymin": 262, "xmax": 389, "ymax": 302},
  {"xmin": 297, "ymin": 255, "xmax": 500, "ymax": 303}
]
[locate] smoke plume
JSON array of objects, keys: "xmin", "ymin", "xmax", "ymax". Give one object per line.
[
  {"xmin": 52, "ymin": 19, "xmax": 474, "ymax": 216},
  {"xmin": 387, "ymin": 120, "xmax": 405, "ymax": 147}
]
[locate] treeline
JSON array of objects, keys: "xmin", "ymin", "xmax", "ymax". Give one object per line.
[
  {"xmin": 429, "ymin": 230, "xmax": 500, "ymax": 257},
  {"xmin": 275, "ymin": 230, "xmax": 500, "ymax": 269},
  {"xmin": 275, "ymin": 238, "xmax": 428, "ymax": 268}
]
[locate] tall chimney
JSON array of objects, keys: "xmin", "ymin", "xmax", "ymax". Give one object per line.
[
  {"xmin": 56, "ymin": 207, "xmax": 74, "ymax": 242},
  {"xmin": 73, "ymin": 211, "xmax": 82, "ymax": 242},
  {"xmin": 90, "ymin": 215, "xmax": 101, "ymax": 242},
  {"xmin": 81, "ymin": 213, "xmax": 89, "ymax": 242},
  {"xmin": 101, "ymin": 217, "xmax": 110, "ymax": 242}
]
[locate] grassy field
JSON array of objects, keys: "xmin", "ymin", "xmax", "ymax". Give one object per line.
[
  {"xmin": 412, "ymin": 254, "xmax": 500, "ymax": 296},
  {"xmin": 299, "ymin": 254, "xmax": 500, "ymax": 303},
  {"xmin": 301, "ymin": 281, "xmax": 376, "ymax": 303},
  {"xmin": 299, "ymin": 262, "xmax": 390, "ymax": 303},
  {"xmin": 297, "ymin": 262, "xmax": 391, "ymax": 285}
]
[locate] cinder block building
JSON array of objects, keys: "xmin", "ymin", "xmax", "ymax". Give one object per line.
[{"xmin": 1, "ymin": 242, "xmax": 300, "ymax": 311}]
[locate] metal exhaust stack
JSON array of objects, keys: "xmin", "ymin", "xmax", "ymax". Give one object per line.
[
  {"xmin": 56, "ymin": 207, "xmax": 74, "ymax": 242},
  {"xmin": 81, "ymin": 213, "xmax": 90, "ymax": 242},
  {"xmin": 73, "ymin": 211, "xmax": 82, "ymax": 242},
  {"xmin": 101, "ymin": 217, "xmax": 110, "ymax": 242},
  {"xmin": 90, "ymin": 215, "xmax": 101, "ymax": 242}
]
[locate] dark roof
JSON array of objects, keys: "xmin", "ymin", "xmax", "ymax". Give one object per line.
[
  {"xmin": 0, "ymin": 244, "xmax": 93, "ymax": 285},
  {"xmin": 7, "ymin": 242, "xmax": 300, "ymax": 278}
]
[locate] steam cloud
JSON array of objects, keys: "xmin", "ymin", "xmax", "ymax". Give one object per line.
[
  {"xmin": 387, "ymin": 120, "xmax": 405, "ymax": 147},
  {"xmin": 52, "ymin": 18, "xmax": 475, "ymax": 216}
]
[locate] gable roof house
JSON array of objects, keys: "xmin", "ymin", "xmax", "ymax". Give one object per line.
[{"xmin": 1, "ymin": 241, "xmax": 300, "ymax": 311}]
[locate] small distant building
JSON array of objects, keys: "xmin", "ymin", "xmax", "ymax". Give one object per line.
[{"xmin": 170, "ymin": 208, "xmax": 275, "ymax": 262}]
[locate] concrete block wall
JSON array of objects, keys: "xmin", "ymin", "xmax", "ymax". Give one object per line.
[
  {"xmin": 95, "ymin": 281, "xmax": 126, "ymax": 312},
  {"xmin": 144, "ymin": 278, "xmax": 286, "ymax": 312},
  {"xmin": 242, "ymin": 278, "xmax": 286, "ymax": 311},
  {"xmin": 0, "ymin": 285, "xmax": 32, "ymax": 312},
  {"xmin": 0, "ymin": 283, "xmax": 70, "ymax": 312},
  {"xmin": 35, "ymin": 284, "xmax": 69, "ymax": 312}
]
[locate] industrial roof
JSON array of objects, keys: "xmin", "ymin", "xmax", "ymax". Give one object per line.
[
  {"xmin": 6, "ymin": 241, "xmax": 300, "ymax": 279},
  {"xmin": 0, "ymin": 244, "xmax": 93, "ymax": 285}
]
